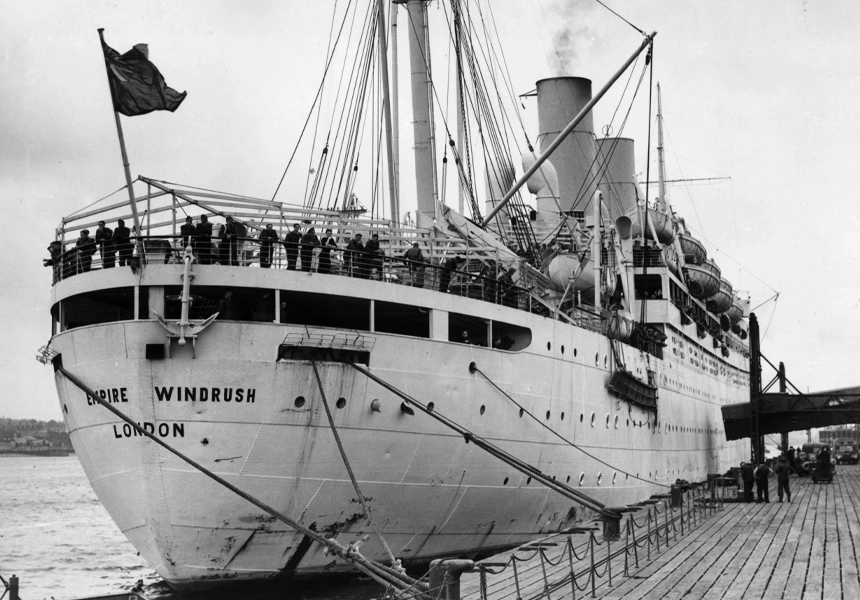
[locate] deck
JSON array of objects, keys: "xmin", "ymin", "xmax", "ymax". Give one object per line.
[{"xmin": 459, "ymin": 466, "xmax": 860, "ymax": 600}]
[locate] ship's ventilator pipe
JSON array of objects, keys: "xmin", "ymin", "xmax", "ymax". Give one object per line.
[
  {"xmin": 52, "ymin": 360, "xmax": 426, "ymax": 595},
  {"xmin": 347, "ymin": 363, "xmax": 612, "ymax": 517}
]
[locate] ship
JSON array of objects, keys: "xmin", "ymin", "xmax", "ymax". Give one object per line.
[{"xmin": 43, "ymin": 1, "xmax": 751, "ymax": 591}]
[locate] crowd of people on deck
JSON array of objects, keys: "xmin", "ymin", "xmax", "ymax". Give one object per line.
[{"xmin": 45, "ymin": 217, "xmax": 522, "ymax": 303}]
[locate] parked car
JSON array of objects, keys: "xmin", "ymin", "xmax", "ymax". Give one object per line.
[
  {"xmin": 832, "ymin": 438, "xmax": 859, "ymax": 465},
  {"xmin": 800, "ymin": 442, "xmax": 836, "ymax": 475}
]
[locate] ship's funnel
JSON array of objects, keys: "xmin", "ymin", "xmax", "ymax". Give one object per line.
[
  {"xmin": 536, "ymin": 77, "xmax": 599, "ymax": 214},
  {"xmin": 596, "ymin": 137, "xmax": 638, "ymax": 221}
]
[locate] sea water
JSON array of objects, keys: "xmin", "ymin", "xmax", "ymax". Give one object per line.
[{"xmin": 0, "ymin": 456, "xmax": 380, "ymax": 600}]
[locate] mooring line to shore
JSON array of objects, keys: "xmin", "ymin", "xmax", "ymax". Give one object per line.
[{"xmin": 53, "ymin": 360, "xmax": 426, "ymax": 596}]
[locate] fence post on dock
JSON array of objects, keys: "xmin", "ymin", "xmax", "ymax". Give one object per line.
[
  {"xmin": 428, "ymin": 559, "xmax": 475, "ymax": 600},
  {"xmin": 589, "ymin": 534, "xmax": 597, "ymax": 598},
  {"xmin": 9, "ymin": 575, "xmax": 19, "ymax": 600}
]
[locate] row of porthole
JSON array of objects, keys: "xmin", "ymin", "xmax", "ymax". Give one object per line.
[
  {"xmin": 293, "ymin": 396, "xmax": 720, "ymax": 436},
  {"xmin": 544, "ymin": 343, "xmax": 613, "ymax": 369},
  {"xmin": 501, "ymin": 470, "xmax": 684, "ymax": 487}
]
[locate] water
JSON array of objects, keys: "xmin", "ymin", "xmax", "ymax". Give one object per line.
[{"xmin": 0, "ymin": 456, "xmax": 381, "ymax": 600}]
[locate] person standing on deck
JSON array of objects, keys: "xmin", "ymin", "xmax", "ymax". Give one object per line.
[
  {"xmin": 179, "ymin": 216, "xmax": 196, "ymax": 250},
  {"xmin": 95, "ymin": 220, "xmax": 114, "ymax": 268},
  {"xmin": 754, "ymin": 462, "xmax": 771, "ymax": 503},
  {"xmin": 219, "ymin": 216, "xmax": 239, "ymax": 266},
  {"xmin": 345, "ymin": 233, "xmax": 366, "ymax": 278},
  {"xmin": 403, "ymin": 242, "xmax": 426, "ymax": 287},
  {"xmin": 75, "ymin": 229, "xmax": 97, "ymax": 273},
  {"xmin": 364, "ymin": 233, "xmax": 384, "ymax": 280},
  {"xmin": 258, "ymin": 224, "xmax": 279, "ymax": 268},
  {"xmin": 114, "ymin": 219, "xmax": 132, "ymax": 266},
  {"xmin": 283, "ymin": 223, "xmax": 302, "ymax": 271},
  {"xmin": 774, "ymin": 456, "xmax": 794, "ymax": 503},
  {"xmin": 318, "ymin": 229, "xmax": 338, "ymax": 274},
  {"xmin": 300, "ymin": 227, "xmax": 320, "ymax": 272},
  {"xmin": 194, "ymin": 215, "xmax": 213, "ymax": 265},
  {"xmin": 439, "ymin": 255, "xmax": 466, "ymax": 293},
  {"xmin": 740, "ymin": 462, "xmax": 755, "ymax": 503}
]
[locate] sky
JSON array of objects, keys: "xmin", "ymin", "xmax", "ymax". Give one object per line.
[{"xmin": 1, "ymin": 0, "xmax": 859, "ymax": 421}]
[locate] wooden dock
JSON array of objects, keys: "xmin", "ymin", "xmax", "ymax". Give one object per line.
[{"xmin": 458, "ymin": 466, "xmax": 860, "ymax": 600}]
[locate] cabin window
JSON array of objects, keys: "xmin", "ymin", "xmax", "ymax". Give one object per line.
[
  {"xmin": 60, "ymin": 287, "xmax": 136, "ymax": 330},
  {"xmin": 491, "ymin": 320, "xmax": 532, "ymax": 351},
  {"xmin": 635, "ymin": 274, "xmax": 663, "ymax": 299},
  {"xmin": 280, "ymin": 290, "xmax": 370, "ymax": 330},
  {"xmin": 449, "ymin": 312, "xmax": 489, "ymax": 347},
  {"xmin": 137, "ymin": 287, "xmax": 149, "ymax": 320},
  {"xmin": 374, "ymin": 301, "xmax": 429, "ymax": 338},
  {"xmin": 165, "ymin": 286, "xmax": 275, "ymax": 322}
]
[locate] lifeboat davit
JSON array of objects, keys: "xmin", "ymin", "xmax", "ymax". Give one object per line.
[
  {"xmin": 678, "ymin": 232, "xmax": 707, "ymax": 266},
  {"xmin": 626, "ymin": 207, "xmax": 676, "ymax": 245},
  {"xmin": 684, "ymin": 259, "xmax": 721, "ymax": 300},
  {"xmin": 725, "ymin": 294, "xmax": 744, "ymax": 324},
  {"xmin": 706, "ymin": 277, "xmax": 733, "ymax": 314}
]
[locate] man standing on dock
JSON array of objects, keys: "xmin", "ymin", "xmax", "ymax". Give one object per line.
[
  {"xmin": 740, "ymin": 462, "xmax": 755, "ymax": 503},
  {"xmin": 774, "ymin": 456, "xmax": 794, "ymax": 503},
  {"xmin": 754, "ymin": 462, "xmax": 771, "ymax": 503}
]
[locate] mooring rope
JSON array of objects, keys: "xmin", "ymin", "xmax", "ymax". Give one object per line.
[
  {"xmin": 309, "ymin": 359, "xmax": 400, "ymax": 570},
  {"xmin": 53, "ymin": 362, "xmax": 425, "ymax": 595},
  {"xmin": 346, "ymin": 363, "xmax": 611, "ymax": 517}
]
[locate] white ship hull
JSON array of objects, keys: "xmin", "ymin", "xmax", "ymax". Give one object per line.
[{"xmin": 50, "ymin": 266, "xmax": 748, "ymax": 590}]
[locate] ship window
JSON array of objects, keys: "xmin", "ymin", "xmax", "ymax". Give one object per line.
[
  {"xmin": 491, "ymin": 321, "xmax": 532, "ymax": 351},
  {"xmin": 635, "ymin": 274, "xmax": 663, "ymax": 299},
  {"xmin": 449, "ymin": 313, "xmax": 489, "ymax": 347},
  {"xmin": 375, "ymin": 301, "xmax": 429, "ymax": 338},
  {"xmin": 280, "ymin": 290, "xmax": 370, "ymax": 330},
  {"xmin": 165, "ymin": 286, "xmax": 275, "ymax": 322},
  {"xmin": 138, "ymin": 287, "xmax": 149, "ymax": 320},
  {"xmin": 61, "ymin": 287, "xmax": 136, "ymax": 330}
]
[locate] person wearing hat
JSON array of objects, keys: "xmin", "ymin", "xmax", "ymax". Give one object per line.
[
  {"xmin": 195, "ymin": 214, "xmax": 213, "ymax": 265},
  {"xmin": 258, "ymin": 223, "xmax": 279, "ymax": 269},
  {"xmin": 75, "ymin": 229, "xmax": 97, "ymax": 273},
  {"xmin": 95, "ymin": 220, "xmax": 114, "ymax": 269},
  {"xmin": 179, "ymin": 216, "xmax": 197, "ymax": 250},
  {"xmin": 219, "ymin": 216, "xmax": 240, "ymax": 266},
  {"xmin": 318, "ymin": 228, "xmax": 338, "ymax": 274},
  {"xmin": 345, "ymin": 232, "xmax": 365, "ymax": 278},
  {"xmin": 283, "ymin": 223, "xmax": 302, "ymax": 271},
  {"xmin": 365, "ymin": 232, "xmax": 384, "ymax": 280},
  {"xmin": 114, "ymin": 219, "xmax": 132, "ymax": 266},
  {"xmin": 300, "ymin": 227, "xmax": 320, "ymax": 272}
]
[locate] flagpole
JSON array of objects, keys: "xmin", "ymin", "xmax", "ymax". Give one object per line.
[{"xmin": 98, "ymin": 28, "xmax": 144, "ymax": 245}]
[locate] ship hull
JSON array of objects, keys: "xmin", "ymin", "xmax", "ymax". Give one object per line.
[{"xmin": 50, "ymin": 269, "xmax": 749, "ymax": 589}]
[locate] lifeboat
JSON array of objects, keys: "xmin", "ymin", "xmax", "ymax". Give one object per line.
[
  {"xmin": 626, "ymin": 207, "xmax": 676, "ymax": 245},
  {"xmin": 547, "ymin": 253, "xmax": 595, "ymax": 300},
  {"xmin": 706, "ymin": 277, "xmax": 733, "ymax": 314},
  {"xmin": 725, "ymin": 294, "xmax": 744, "ymax": 324},
  {"xmin": 678, "ymin": 232, "xmax": 707, "ymax": 265},
  {"xmin": 684, "ymin": 259, "xmax": 721, "ymax": 300},
  {"xmin": 662, "ymin": 246, "xmax": 681, "ymax": 278}
]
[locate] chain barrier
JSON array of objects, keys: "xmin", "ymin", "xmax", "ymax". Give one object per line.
[{"xmin": 458, "ymin": 482, "xmax": 725, "ymax": 600}]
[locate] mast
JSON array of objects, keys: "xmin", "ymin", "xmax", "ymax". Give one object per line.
[
  {"xmin": 377, "ymin": 0, "xmax": 399, "ymax": 225},
  {"xmin": 656, "ymin": 82, "xmax": 667, "ymax": 211},
  {"xmin": 454, "ymin": 0, "xmax": 466, "ymax": 215},
  {"xmin": 391, "ymin": 2, "xmax": 401, "ymax": 219},
  {"xmin": 403, "ymin": 0, "xmax": 436, "ymax": 218}
]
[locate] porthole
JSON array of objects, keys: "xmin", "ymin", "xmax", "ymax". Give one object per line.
[
  {"xmin": 595, "ymin": 352, "xmax": 599, "ymax": 365},
  {"xmin": 574, "ymin": 348, "xmax": 578, "ymax": 357},
  {"xmin": 561, "ymin": 412, "xmax": 565, "ymax": 421},
  {"xmin": 614, "ymin": 416, "xmax": 619, "ymax": 429},
  {"xmin": 336, "ymin": 397, "xmax": 346, "ymax": 409},
  {"xmin": 612, "ymin": 472, "xmax": 617, "ymax": 485},
  {"xmin": 627, "ymin": 419, "xmax": 630, "ymax": 427},
  {"xmin": 427, "ymin": 402, "xmax": 435, "ymax": 412},
  {"xmin": 546, "ymin": 410, "xmax": 551, "ymax": 420},
  {"xmin": 547, "ymin": 342, "xmax": 551, "ymax": 351},
  {"xmin": 579, "ymin": 473, "xmax": 585, "ymax": 486},
  {"xmin": 519, "ymin": 408, "xmax": 524, "ymax": 418},
  {"xmin": 480, "ymin": 405, "xmax": 486, "ymax": 415},
  {"xmin": 604, "ymin": 355, "xmax": 608, "ymax": 368},
  {"xmin": 566, "ymin": 475, "xmax": 571, "ymax": 483},
  {"xmin": 580, "ymin": 413, "xmax": 584, "ymax": 423},
  {"xmin": 526, "ymin": 477, "xmax": 532, "ymax": 485},
  {"xmin": 626, "ymin": 473, "xmax": 629, "ymax": 480},
  {"xmin": 504, "ymin": 477, "xmax": 509, "ymax": 485},
  {"xmin": 597, "ymin": 472, "xmax": 603, "ymax": 485},
  {"xmin": 590, "ymin": 412, "xmax": 595, "ymax": 427},
  {"xmin": 294, "ymin": 396, "xmax": 306, "ymax": 408},
  {"xmin": 561, "ymin": 345, "xmax": 565, "ymax": 354},
  {"xmin": 605, "ymin": 414, "xmax": 610, "ymax": 428}
]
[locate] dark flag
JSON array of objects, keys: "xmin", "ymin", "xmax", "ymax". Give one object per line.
[{"xmin": 100, "ymin": 38, "xmax": 187, "ymax": 117}]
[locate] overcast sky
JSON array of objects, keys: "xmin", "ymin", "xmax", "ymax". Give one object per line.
[{"xmin": 2, "ymin": 0, "xmax": 859, "ymax": 421}]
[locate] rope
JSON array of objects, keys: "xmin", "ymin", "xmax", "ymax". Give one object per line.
[
  {"xmin": 53, "ymin": 362, "xmax": 425, "ymax": 594},
  {"xmin": 472, "ymin": 366, "xmax": 671, "ymax": 488},
  {"xmin": 593, "ymin": 0, "xmax": 646, "ymax": 35},
  {"xmin": 309, "ymin": 359, "xmax": 400, "ymax": 569},
  {"xmin": 346, "ymin": 363, "xmax": 609, "ymax": 516}
]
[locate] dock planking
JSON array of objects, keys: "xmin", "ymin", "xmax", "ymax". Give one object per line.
[{"xmin": 462, "ymin": 466, "xmax": 860, "ymax": 599}]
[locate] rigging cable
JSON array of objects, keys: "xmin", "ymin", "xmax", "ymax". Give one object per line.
[
  {"xmin": 471, "ymin": 365, "xmax": 671, "ymax": 488},
  {"xmin": 592, "ymin": 0, "xmax": 646, "ymax": 35}
]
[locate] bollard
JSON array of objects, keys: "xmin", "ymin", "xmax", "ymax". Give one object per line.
[
  {"xmin": 10, "ymin": 575, "xmax": 19, "ymax": 600},
  {"xmin": 602, "ymin": 508, "xmax": 623, "ymax": 541},
  {"xmin": 428, "ymin": 559, "xmax": 475, "ymax": 600},
  {"xmin": 670, "ymin": 484, "xmax": 682, "ymax": 508}
]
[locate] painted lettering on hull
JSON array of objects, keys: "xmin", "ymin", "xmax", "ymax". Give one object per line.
[
  {"xmin": 87, "ymin": 388, "xmax": 129, "ymax": 406},
  {"xmin": 154, "ymin": 387, "xmax": 256, "ymax": 403},
  {"xmin": 112, "ymin": 422, "xmax": 186, "ymax": 439}
]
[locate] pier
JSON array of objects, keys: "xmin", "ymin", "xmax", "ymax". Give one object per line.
[{"xmin": 457, "ymin": 466, "xmax": 860, "ymax": 599}]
